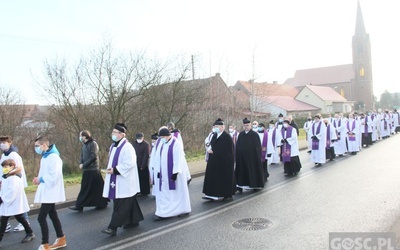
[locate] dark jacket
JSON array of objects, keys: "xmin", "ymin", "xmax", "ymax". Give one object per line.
[
  {"xmin": 290, "ymin": 121, "xmax": 300, "ymax": 136},
  {"xmin": 132, "ymin": 140, "xmax": 150, "ymax": 170},
  {"xmin": 80, "ymin": 139, "xmax": 99, "ymax": 170}
]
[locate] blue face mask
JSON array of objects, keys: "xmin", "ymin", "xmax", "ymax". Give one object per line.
[
  {"xmin": 213, "ymin": 127, "xmax": 220, "ymax": 133},
  {"xmin": 111, "ymin": 135, "xmax": 118, "ymax": 142},
  {"xmin": 35, "ymin": 146, "xmax": 43, "ymax": 155},
  {"xmin": 258, "ymin": 127, "xmax": 264, "ymax": 132},
  {"xmin": 161, "ymin": 138, "xmax": 168, "ymax": 144},
  {"xmin": 79, "ymin": 136, "xmax": 83, "ymax": 142}
]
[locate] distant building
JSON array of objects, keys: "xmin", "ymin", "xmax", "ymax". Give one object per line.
[
  {"xmin": 295, "ymin": 85, "xmax": 353, "ymax": 114},
  {"xmin": 285, "ymin": 1, "xmax": 374, "ymax": 111},
  {"xmin": 230, "ymin": 80, "xmax": 320, "ymax": 118}
]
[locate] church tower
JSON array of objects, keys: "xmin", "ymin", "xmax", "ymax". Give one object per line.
[{"xmin": 352, "ymin": 0, "xmax": 374, "ymax": 111}]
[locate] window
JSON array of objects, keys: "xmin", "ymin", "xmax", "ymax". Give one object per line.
[{"xmin": 359, "ymin": 66, "xmax": 365, "ymax": 77}]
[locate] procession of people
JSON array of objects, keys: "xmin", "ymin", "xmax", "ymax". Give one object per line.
[{"xmin": 0, "ymin": 108, "xmax": 399, "ymax": 249}]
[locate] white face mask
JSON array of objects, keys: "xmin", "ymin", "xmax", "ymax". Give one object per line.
[
  {"xmin": 283, "ymin": 123, "xmax": 289, "ymax": 128},
  {"xmin": 137, "ymin": 139, "xmax": 143, "ymax": 143},
  {"xmin": 269, "ymin": 125, "xmax": 274, "ymax": 129},
  {"xmin": 229, "ymin": 129, "xmax": 234, "ymax": 133},
  {"xmin": 0, "ymin": 143, "xmax": 9, "ymax": 151}
]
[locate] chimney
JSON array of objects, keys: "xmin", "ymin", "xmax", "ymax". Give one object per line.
[
  {"xmin": 215, "ymin": 73, "xmax": 220, "ymax": 77},
  {"xmin": 273, "ymin": 81, "xmax": 278, "ymax": 84}
]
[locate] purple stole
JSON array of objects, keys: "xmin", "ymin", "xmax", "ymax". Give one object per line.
[
  {"xmin": 363, "ymin": 116, "xmax": 369, "ymax": 137},
  {"xmin": 232, "ymin": 131, "xmax": 238, "ymax": 145},
  {"xmin": 260, "ymin": 131, "xmax": 268, "ymax": 163},
  {"xmin": 159, "ymin": 138, "xmax": 177, "ymax": 191},
  {"xmin": 326, "ymin": 125, "xmax": 331, "ymax": 149},
  {"xmin": 281, "ymin": 126, "xmax": 292, "ymax": 163},
  {"xmin": 383, "ymin": 114, "xmax": 388, "ymax": 130},
  {"xmin": 108, "ymin": 140, "xmax": 127, "ymax": 199},
  {"xmin": 173, "ymin": 131, "xmax": 179, "ymax": 138},
  {"xmin": 232, "ymin": 131, "xmax": 238, "ymax": 161},
  {"xmin": 311, "ymin": 122, "xmax": 322, "ymax": 150},
  {"xmin": 392, "ymin": 114, "xmax": 395, "ymax": 127},
  {"xmin": 271, "ymin": 129, "xmax": 276, "ymax": 147},
  {"xmin": 347, "ymin": 120, "xmax": 356, "ymax": 141}
]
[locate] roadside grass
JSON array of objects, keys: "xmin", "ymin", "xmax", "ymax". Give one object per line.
[{"xmin": 25, "ymin": 173, "xmax": 82, "ymax": 194}]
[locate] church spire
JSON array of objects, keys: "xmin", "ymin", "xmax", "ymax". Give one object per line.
[{"xmin": 355, "ymin": 0, "xmax": 366, "ymax": 36}]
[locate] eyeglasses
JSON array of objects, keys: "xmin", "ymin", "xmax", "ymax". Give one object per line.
[{"xmin": 35, "ymin": 144, "xmax": 42, "ymax": 147}]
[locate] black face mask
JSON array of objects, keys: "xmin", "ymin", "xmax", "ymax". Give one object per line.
[{"xmin": 307, "ymin": 118, "xmax": 311, "ymax": 121}]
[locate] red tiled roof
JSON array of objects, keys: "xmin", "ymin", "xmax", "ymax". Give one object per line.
[
  {"xmin": 284, "ymin": 64, "xmax": 354, "ymax": 87},
  {"xmin": 261, "ymin": 96, "xmax": 320, "ymax": 112},
  {"xmin": 299, "ymin": 85, "xmax": 348, "ymax": 102},
  {"xmin": 234, "ymin": 81, "xmax": 299, "ymax": 97}
]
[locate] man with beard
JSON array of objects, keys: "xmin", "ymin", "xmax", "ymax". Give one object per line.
[
  {"xmin": 202, "ymin": 118, "xmax": 235, "ymax": 201},
  {"xmin": 235, "ymin": 118, "xmax": 264, "ymax": 193}
]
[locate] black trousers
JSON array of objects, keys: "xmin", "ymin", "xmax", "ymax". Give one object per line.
[
  {"xmin": 108, "ymin": 196, "xmax": 144, "ymax": 230},
  {"xmin": 38, "ymin": 203, "xmax": 64, "ymax": 244},
  {"xmin": 0, "ymin": 213, "xmax": 33, "ymax": 241}
]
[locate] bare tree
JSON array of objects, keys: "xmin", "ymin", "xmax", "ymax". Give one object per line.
[
  {"xmin": 36, "ymin": 40, "xmax": 198, "ymax": 169},
  {"xmin": 0, "ymin": 86, "xmax": 27, "ymax": 136}
]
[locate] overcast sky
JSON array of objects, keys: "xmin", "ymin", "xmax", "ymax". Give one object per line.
[{"xmin": 0, "ymin": 0, "xmax": 399, "ymax": 104}]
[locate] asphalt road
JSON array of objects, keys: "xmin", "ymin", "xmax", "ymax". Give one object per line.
[{"xmin": 3, "ymin": 135, "xmax": 400, "ymax": 250}]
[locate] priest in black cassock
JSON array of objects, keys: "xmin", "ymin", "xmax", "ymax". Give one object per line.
[
  {"xmin": 235, "ymin": 118, "xmax": 264, "ymax": 192},
  {"xmin": 132, "ymin": 132, "xmax": 151, "ymax": 196},
  {"xmin": 202, "ymin": 118, "xmax": 236, "ymax": 201}
]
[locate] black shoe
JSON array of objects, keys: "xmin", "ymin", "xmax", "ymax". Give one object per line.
[
  {"xmin": 153, "ymin": 215, "xmax": 165, "ymax": 221},
  {"xmin": 236, "ymin": 187, "xmax": 243, "ymax": 194},
  {"xmin": 177, "ymin": 213, "xmax": 190, "ymax": 217},
  {"xmin": 122, "ymin": 223, "xmax": 139, "ymax": 229},
  {"xmin": 21, "ymin": 233, "xmax": 35, "ymax": 243},
  {"xmin": 95, "ymin": 206, "xmax": 107, "ymax": 210},
  {"xmin": 101, "ymin": 228, "xmax": 117, "ymax": 236},
  {"xmin": 223, "ymin": 196, "xmax": 233, "ymax": 201},
  {"xmin": 69, "ymin": 206, "xmax": 83, "ymax": 212},
  {"xmin": 187, "ymin": 178, "xmax": 192, "ymax": 185}
]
